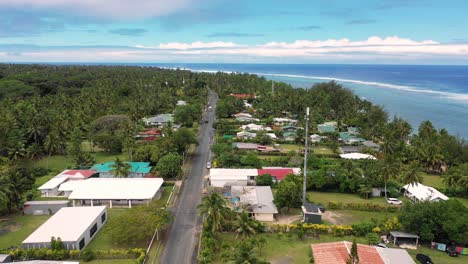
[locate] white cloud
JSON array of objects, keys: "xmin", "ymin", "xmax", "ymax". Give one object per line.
[
  {"xmin": 152, "ymin": 41, "xmax": 242, "ymax": 50},
  {"xmin": 0, "ymin": 0, "xmax": 193, "ymax": 19}
]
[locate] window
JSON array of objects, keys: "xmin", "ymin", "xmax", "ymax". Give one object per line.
[
  {"xmin": 101, "ymin": 212, "xmax": 106, "ymax": 224},
  {"xmin": 79, "ymin": 238, "xmax": 85, "ymax": 250},
  {"xmin": 89, "ymin": 223, "xmax": 98, "ymax": 238}
]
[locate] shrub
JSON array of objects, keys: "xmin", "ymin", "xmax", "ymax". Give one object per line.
[
  {"xmin": 31, "ymin": 167, "xmax": 51, "ymax": 177},
  {"xmin": 80, "ymin": 250, "xmax": 95, "ymax": 262},
  {"xmin": 366, "ymin": 232, "xmax": 381, "ymax": 245},
  {"xmin": 351, "ymin": 222, "xmax": 375, "ymax": 236}
]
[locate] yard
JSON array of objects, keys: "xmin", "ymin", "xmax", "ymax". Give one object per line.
[
  {"xmin": 307, "ymin": 191, "xmax": 390, "ymax": 207},
  {"xmin": 214, "ymin": 233, "xmax": 466, "ymax": 264},
  {"xmin": 0, "ymin": 214, "xmax": 50, "ymax": 249}
]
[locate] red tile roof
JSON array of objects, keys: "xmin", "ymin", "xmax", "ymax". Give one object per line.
[
  {"xmin": 63, "ymin": 170, "xmax": 96, "ymax": 178},
  {"xmin": 257, "ymin": 168, "xmax": 294, "ymax": 181},
  {"xmin": 139, "ymin": 128, "xmax": 161, "ymax": 135},
  {"xmin": 311, "ymin": 241, "xmax": 384, "ymax": 264}
]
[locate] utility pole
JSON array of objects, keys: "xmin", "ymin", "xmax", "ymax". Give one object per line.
[
  {"xmin": 271, "ymin": 81, "xmax": 275, "ymax": 93},
  {"xmin": 303, "ymin": 107, "xmax": 310, "ymax": 205}
]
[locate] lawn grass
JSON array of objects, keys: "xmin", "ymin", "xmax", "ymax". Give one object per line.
[
  {"xmin": 214, "ymin": 233, "xmax": 466, "ymax": 264},
  {"xmin": 312, "ymin": 146, "xmax": 335, "ymax": 155},
  {"xmin": 280, "ymin": 144, "xmax": 302, "ymax": 151},
  {"xmin": 307, "ymin": 191, "xmax": 390, "ymax": 206},
  {"xmin": 422, "ymin": 173, "xmax": 445, "ymax": 189},
  {"xmin": 329, "ymin": 210, "xmax": 398, "ymax": 225},
  {"xmin": 86, "ymin": 209, "xmax": 150, "ymax": 251},
  {"xmin": 0, "ymin": 214, "xmax": 50, "ymax": 249}
]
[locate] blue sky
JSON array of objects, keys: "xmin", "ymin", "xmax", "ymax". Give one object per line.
[{"xmin": 1, "ymin": 0, "xmax": 468, "ymax": 64}]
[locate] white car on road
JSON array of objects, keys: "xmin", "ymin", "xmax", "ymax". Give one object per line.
[
  {"xmin": 387, "ymin": 198, "xmax": 402, "ymax": 205},
  {"xmin": 206, "ymin": 162, "xmax": 211, "ymax": 169}
]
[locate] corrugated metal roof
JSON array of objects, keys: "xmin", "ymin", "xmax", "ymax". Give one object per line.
[
  {"xmin": 231, "ymin": 186, "xmax": 278, "ymax": 214},
  {"xmin": 38, "ymin": 177, "xmax": 68, "ymax": 190},
  {"xmin": 376, "ymin": 247, "xmax": 416, "ymax": 264},
  {"xmin": 402, "ymin": 182, "xmax": 449, "ymax": 202},
  {"xmin": 210, "ymin": 169, "xmax": 258, "ymax": 178},
  {"xmin": 23, "ymin": 206, "xmax": 106, "ymax": 243}
]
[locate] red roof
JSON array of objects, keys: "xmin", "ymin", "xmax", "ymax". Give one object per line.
[
  {"xmin": 311, "ymin": 241, "xmax": 384, "ymax": 264},
  {"xmin": 257, "ymin": 168, "xmax": 294, "ymax": 181},
  {"xmin": 62, "ymin": 170, "xmax": 96, "ymax": 178},
  {"xmin": 230, "ymin": 93, "xmax": 256, "ymax": 99},
  {"xmin": 139, "ymin": 128, "xmax": 161, "ymax": 135}
]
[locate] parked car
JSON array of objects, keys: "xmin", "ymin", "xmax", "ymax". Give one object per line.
[
  {"xmin": 318, "ymin": 205, "xmax": 326, "ymax": 212},
  {"xmin": 416, "ymin": 254, "xmax": 434, "ymax": 264},
  {"xmin": 387, "ymin": 198, "xmax": 403, "ymax": 205},
  {"xmin": 376, "ymin": 243, "xmax": 388, "ymax": 248},
  {"xmin": 206, "ymin": 162, "xmax": 211, "ymax": 169}
]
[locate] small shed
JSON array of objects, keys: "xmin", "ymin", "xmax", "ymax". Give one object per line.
[
  {"xmin": 23, "ymin": 200, "xmax": 70, "ymax": 215},
  {"xmin": 389, "ymin": 231, "xmax": 420, "ymax": 248},
  {"xmin": 301, "ymin": 203, "xmax": 322, "ymax": 224}
]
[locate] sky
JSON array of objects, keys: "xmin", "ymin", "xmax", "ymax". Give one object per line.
[{"xmin": 0, "ymin": 0, "xmax": 468, "ymax": 64}]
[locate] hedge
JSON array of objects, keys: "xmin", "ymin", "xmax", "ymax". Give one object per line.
[{"xmin": 267, "ymin": 223, "xmax": 353, "ymax": 237}]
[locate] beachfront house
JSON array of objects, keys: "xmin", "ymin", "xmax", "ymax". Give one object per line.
[
  {"xmin": 142, "ymin": 113, "xmax": 174, "ymax": 127},
  {"xmin": 230, "ymin": 186, "xmax": 278, "ymax": 222},
  {"xmin": 22, "ymin": 206, "xmax": 107, "ymax": 250},
  {"xmin": 401, "ymin": 182, "xmax": 449, "ymax": 202},
  {"xmin": 91, "ymin": 161, "xmax": 152, "ymax": 178},
  {"xmin": 68, "ymin": 178, "xmax": 164, "ymax": 208},
  {"xmin": 317, "ymin": 121, "xmax": 337, "ymax": 133}
]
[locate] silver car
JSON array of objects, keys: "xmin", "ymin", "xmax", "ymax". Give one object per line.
[
  {"xmin": 387, "ymin": 198, "xmax": 402, "ymax": 205},
  {"xmin": 206, "ymin": 162, "xmax": 211, "ymax": 169}
]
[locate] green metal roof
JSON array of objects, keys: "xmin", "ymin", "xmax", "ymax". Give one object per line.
[
  {"xmin": 318, "ymin": 125, "xmax": 336, "ymax": 133},
  {"xmin": 91, "ymin": 162, "xmax": 152, "ymax": 173},
  {"xmin": 339, "ymin": 132, "xmax": 365, "ymax": 142}
]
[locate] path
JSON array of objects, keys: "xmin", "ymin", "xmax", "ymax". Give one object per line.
[{"xmin": 159, "ymin": 91, "xmax": 217, "ymax": 264}]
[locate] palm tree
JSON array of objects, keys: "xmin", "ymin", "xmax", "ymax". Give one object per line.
[
  {"xmin": 43, "ymin": 130, "xmax": 61, "ymax": 169},
  {"xmin": 234, "ymin": 211, "xmax": 257, "ymax": 239},
  {"xmin": 110, "ymin": 158, "xmax": 131, "ymax": 178},
  {"xmin": 230, "ymin": 240, "xmax": 269, "ymax": 264},
  {"xmin": 442, "ymin": 173, "xmax": 461, "ymax": 188},
  {"xmin": 197, "ymin": 192, "xmax": 229, "ymax": 234},
  {"xmin": 401, "ymin": 161, "xmax": 424, "ymax": 190},
  {"xmin": 379, "ymin": 156, "xmax": 401, "ymax": 200}
]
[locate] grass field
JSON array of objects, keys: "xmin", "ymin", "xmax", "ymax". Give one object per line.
[
  {"xmin": 0, "ymin": 214, "xmax": 50, "ymax": 249},
  {"xmin": 312, "ymin": 146, "xmax": 335, "ymax": 155},
  {"xmin": 307, "ymin": 191, "xmax": 390, "ymax": 206},
  {"xmin": 422, "ymin": 173, "xmax": 445, "ymax": 189},
  {"xmin": 328, "ymin": 210, "xmax": 398, "ymax": 225},
  {"xmin": 214, "ymin": 233, "xmax": 466, "ymax": 264},
  {"xmin": 87, "ymin": 259, "xmax": 136, "ymax": 264}
]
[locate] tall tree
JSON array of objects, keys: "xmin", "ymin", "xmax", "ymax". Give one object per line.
[
  {"xmin": 379, "ymin": 156, "xmax": 401, "ymax": 200},
  {"xmin": 234, "ymin": 211, "xmax": 257, "ymax": 239},
  {"xmin": 197, "ymin": 192, "xmax": 230, "ymax": 234},
  {"xmin": 401, "ymin": 161, "xmax": 424, "ymax": 189},
  {"xmin": 110, "ymin": 157, "xmax": 131, "ymax": 178}
]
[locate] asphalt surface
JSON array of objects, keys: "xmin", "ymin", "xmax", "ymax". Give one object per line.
[{"xmin": 159, "ymin": 91, "xmax": 217, "ymax": 264}]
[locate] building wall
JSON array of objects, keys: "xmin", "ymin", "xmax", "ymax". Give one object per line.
[
  {"xmin": 304, "ymin": 213, "xmax": 322, "ymax": 224},
  {"xmin": 24, "ymin": 202, "xmax": 69, "ymax": 215},
  {"xmin": 254, "ymin": 213, "xmax": 275, "ymax": 222},
  {"xmin": 40, "ymin": 187, "xmax": 60, "ymax": 197},
  {"xmin": 210, "ymin": 179, "xmax": 248, "ymax": 187}
]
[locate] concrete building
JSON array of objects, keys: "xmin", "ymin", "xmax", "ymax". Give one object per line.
[
  {"xmin": 22, "ymin": 206, "xmax": 107, "ymax": 250},
  {"xmin": 209, "ymin": 169, "xmax": 258, "ymax": 187},
  {"xmin": 301, "ymin": 203, "xmax": 322, "ymax": 224},
  {"xmin": 23, "ymin": 201, "xmax": 69, "ymax": 215},
  {"xmin": 68, "ymin": 178, "xmax": 164, "ymax": 208},
  {"xmin": 230, "ymin": 186, "xmax": 278, "ymax": 222}
]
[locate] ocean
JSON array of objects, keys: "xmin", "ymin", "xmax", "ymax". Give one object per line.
[{"xmin": 145, "ymin": 63, "xmax": 468, "ymax": 139}]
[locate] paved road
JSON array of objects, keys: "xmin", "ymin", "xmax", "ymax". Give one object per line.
[{"xmin": 160, "ymin": 91, "xmax": 217, "ymax": 264}]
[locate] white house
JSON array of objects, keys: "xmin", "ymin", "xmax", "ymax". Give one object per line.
[
  {"xmin": 339, "ymin": 153, "xmax": 377, "ymax": 160},
  {"xmin": 22, "ymin": 206, "xmax": 107, "ymax": 250},
  {"xmin": 209, "ymin": 169, "xmax": 258, "ymax": 187},
  {"xmin": 273, "ymin": 117, "xmax": 298, "ymax": 125},
  {"xmin": 310, "ymin": 134, "xmax": 326, "ymax": 143},
  {"xmin": 241, "ymin": 123, "xmax": 272, "ymax": 131},
  {"xmin": 38, "ymin": 170, "xmax": 96, "ymax": 197},
  {"xmin": 266, "ymin": 133, "xmax": 278, "ymax": 140},
  {"xmin": 176, "ymin": 100, "xmax": 187, "ymax": 106},
  {"xmin": 237, "ymin": 131, "xmax": 257, "ymax": 139},
  {"xmin": 68, "ymin": 178, "xmax": 164, "ymax": 208},
  {"xmin": 231, "ymin": 186, "xmax": 278, "ymax": 222},
  {"xmin": 402, "ymin": 183, "xmax": 449, "ymax": 202},
  {"xmin": 142, "ymin": 114, "xmax": 173, "ymax": 127},
  {"xmin": 233, "ymin": 113, "xmax": 253, "ymax": 118}
]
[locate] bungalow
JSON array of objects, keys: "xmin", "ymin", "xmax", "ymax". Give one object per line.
[
  {"xmin": 135, "ymin": 128, "xmax": 162, "ymax": 141},
  {"xmin": 339, "ymin": 145, "xmax": 364, "ymax": 154},
  {"xmin": 176, "ymin": 100, "xmax": 187, "ymax": 106},
  {"xmin": 339, "ymin": 153, "xmax": 377, "ymax": 160},
  {"xmin": 273, "ymin": 117, "xmax": 298, "ymax": 126},
  {"xmin": 244, "ymin": 101, "xmax": 253, "ymax": 108},
  {"xmin": 362, "ymin": 140, "xmax": 380, "ymax": 151},
  {"xmin": 241, "ymin": 123, "xmax": 272, "ymax": 131},
  {"xmin": 68, "ymin": 178, "xmax": 164, "ymax": 208},
  {"xmin": 230, "ymin": 186, "xmax": 278, "ymax": 222},
  {"xmin": 22, "ymin": 206, "xmax": 107, "ymax": 250},
  {"xmin": 91, "ymin": 162, "xmax": 152, "ymax": 178},
  {"xmin": 347, "ymin": 126, "xmax": 359, "ymax": 135},
  {"xmin": 301, "ymin": 203, "xmax": 322, "ymax": 224},
  {"xmin": 232, "ymin": 142, "xmax": 259, "ymax": 150},
  {"xmin": 236, "ymin": 131, "xmax": 257, "ymax": 139},
  {"xmin": 38, "ymin": 170, "xmax": 96, "ymax": 197},
  {"xmin": 310, "ymin": 134, "xmax": 326, "ymax": 143},
  {"xmin": 233, "ymin": 112, "xmax": 253, "ymax": 118},
  {"xmin": 142, "ymin": 113, "xmax": 174, "ymax": 127},
  {"xmin": 311, "ymin": 241, "xmax": 415, "ymax": 264},
  {"xmin": 317, "ymin": 121, "xmax": 337, "ymax": 133},
  {"xmin": 236, "ymin": 116, "xmax": 260, "ymax": 122},
  {"xmin": 256, "ymin": 145, "xmax": 279, "ymax": 153},
  {"xmin": 339, "ymin": 132, "xmax": 366, "ymax": 144},
  {"xmin": 209, "ymin": 169, "xmax": 258, "ymax": 187},
  {"xmin": 266, "ymin": 133, "xmax": 278, "ymax": 140},
  {"xmin": 281, "ymin": 125, "xmax": 297, "ymax": 133},
  {"xmin": 283, "ymin": 131, "xmax": 297, "ymax": 141},
  {"xmin": 401, "ymin": 183, "xmax": 449, "ymax": 202},
  {"xmin": 257, "ymin": 167, "xmax": 301, "ymax": 182}
]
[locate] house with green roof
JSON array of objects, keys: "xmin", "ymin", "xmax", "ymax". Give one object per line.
[
  {"xmin": 318, "ymin": 121, "xmax": 337, "ymax": 133},
  {"xmin": 91, "ymin": 162, "xmax": 152, "ymax": 178},
  {"xmin": 339, "ymin": 132, "xmax": 365, "ymax": 144}
]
